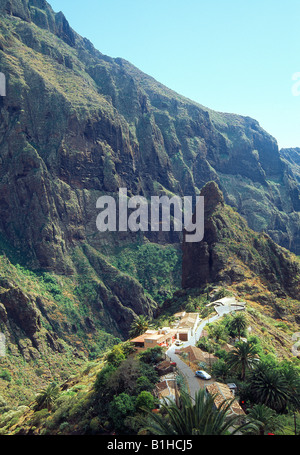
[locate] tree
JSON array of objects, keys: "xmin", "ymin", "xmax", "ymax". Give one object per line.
[
  {"xmin": 138, "ymin": 345, "xmax": 164, "ymax": 365},
  {"xmin": 136, "ymin": 391, "xmax": 155, "ymax": 412},
  {"xmin": 136, "ymin": 376, "xmax": 155, "ymax": 394},
  {"xmin": 249, "ymin": 363, "xmax": 291, "ymax": 413},
  {"xmin": 228, "ymin": 340, "xmax": 260, "ymax": 381},
  {"xmin": 246, "ymin": 404, "xmax": 283, "ymax": 435},
  {"xmin": 280, "ymin": 362, "xmax": 300, "ymax": 409},
  {"xmin": 211, "ymin": 359, "xmax": 232, "ymax": 382},
  {"xmin": 94, "ymin": 364, "xmax": 117, "ymax": 395},
  {"xmin": 106, "ymin": 344, "xmax": 126, "ymax": 367},
  {"xmin": 108, "ymin": 393, "xmax": 136, "ymax": 433},
  {"xmin": 129, "ymin": 315, "xmax": 149, "ymax": 338},
  {"xmin": 281, "ymin": 363, "xmax": 300, "ymax": 434},
  {"xmin": 210, "ymin": 324, "xmax": 229, "ymax": 343},
  {"xmin": 35, "ymin": 382, "xmax": 60, "ymax": 411},
  {"xmin": 228, "ymin": 312, "xmax": 247, "ymax": 340},
  {"xmin": 107, "ymin": 357, "xmax": 141, "ymax": 396},
  {"xmin": 142, "ymin": 389, "xmax": 256, "ymax": 435}
]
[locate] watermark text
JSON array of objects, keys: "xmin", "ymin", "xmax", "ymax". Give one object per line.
[{"xmin": 96, "ymin": 188, "xmax": 204, "ymax": 242}]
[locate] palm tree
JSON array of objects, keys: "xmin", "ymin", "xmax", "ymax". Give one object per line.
[
  {"xmin": 280, "ymin": 363, "xmax": 300, "ymax": 434},
  {"xmin": 228, "ymin": 341, "xmax": 260, "ymax": 381},
  {"xmin": 211, "ymin": 359, "xmax": 232, "ymax": 383},
  {"xmin": 35, "ymin": 382, "xmax": 60, "ymax": 411},
  {"xmin": 129, "ymin": 315, "xmax": 149, "ymax": 338},
  {"xmin": 249, "ymin": 363, "xmax": 290, "ymax": 413},
  {"xmin": 210, "ymin": 324, "xmax": 228, "ymax": 344},
  {"xmin": 142, "ymin": 389, "xmax": 256, "ymax": 435},
  {"xmin": 229, "ymin": 313, "xmax": 247, "ymax": 341},
  {"xmin": 246, "ymin": 404, "xmax": 283, "ymax": 435}
]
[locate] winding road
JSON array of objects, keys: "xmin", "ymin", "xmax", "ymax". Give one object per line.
[{"xmin": 166, "ymin": 299, "xmax": 244, "ymax": 399}]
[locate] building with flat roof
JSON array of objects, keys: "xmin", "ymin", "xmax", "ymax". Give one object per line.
[
  {"xmin": 130, "ymin": 328, "xmax": 176, "ymax": 351},
  {"xmin": 130, "ymin": 312, "xmax": 200, "ymax": 350},
  {"xmin": 173, "ymin": 312, "xmax": 200, "ymax": 341}
]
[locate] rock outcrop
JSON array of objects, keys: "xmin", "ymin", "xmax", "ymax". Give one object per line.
[
  {"xmin": 0, "ymin": 0, "xmax": 299, "ymax": 274},
  {"xmin": 182, "ymin": 182, "xmax": 300, "ymax": 302}
]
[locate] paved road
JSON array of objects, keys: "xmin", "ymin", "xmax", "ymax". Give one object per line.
[
  {"xmin": 166, "ymin": 302, "xmax": 244, "ymax": 399},
  {"xmin": 166, "ymin": 314, "xmax": 220, "ymax": 400}
]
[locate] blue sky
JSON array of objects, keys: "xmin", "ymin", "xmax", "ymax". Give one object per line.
[{"xmin": 49, "ymin": 0, "xmax": 300, "ymax": 149}]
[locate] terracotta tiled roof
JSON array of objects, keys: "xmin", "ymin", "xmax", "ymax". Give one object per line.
[
  {"xmin": 130, "ymin": 334, "xmax": 147, "ymax": 343},
  {"xmin": 156, "ymin": 360, "xmax": 173, "ymax": 370},
  {"xmin": 181, "ymin": 345, "xmax": 217, "ymax": 364},
  {"xmin": 156, "ymin": 380, "xmax": 176, "ymax": 398},
  {"xmin": 206, "ymin": 382, "xmax": 245, "ymax": 416},
  {"xmin": 156, "ymin": 380, "xmax": 168, "ymax": 392}
]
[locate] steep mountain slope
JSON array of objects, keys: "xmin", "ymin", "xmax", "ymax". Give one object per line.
[
  {"xmin": 0, "ymin": 0, "xmax": 299, "ymax": 272},
  {"xmin": 281, "ymin": 148, "xmax": 300, "ymax": 184},
  {"xmin": 182, "ymin": 181, "xmax": 300, "ymax": 323},
  {"xmin": 0, "ymin": 249, "xmax": 156, "ymax": 406},
  {"xmin": 0, "ymin": 0, "xmax": 299, "ymax": 396}
]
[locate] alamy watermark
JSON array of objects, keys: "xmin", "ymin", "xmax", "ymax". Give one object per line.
[
  {"xmin": 0, "ymin": 72, "xmax": 6, "ymax": 97},
  {"xmin": 0, "ymin": 333, "xmax": 5, "ymax": 357},
  {"xmin": 96, "ymin": 188, "xmax": 204, "ymax": 242}
]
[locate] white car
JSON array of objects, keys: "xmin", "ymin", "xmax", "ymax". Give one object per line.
[
  {"xmin": 195, "ymin": 370, "xmax": 211, "ymax": 380},
  {"xmin": 175, "ymin": 340, "xmax": 183, "ymax": 346}
]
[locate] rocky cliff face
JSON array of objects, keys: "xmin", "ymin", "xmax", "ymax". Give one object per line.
[
  {"xmin": 0, "ymin": 0, "xmax": 299, "ymax": 349},
  {"xmin": 280, "ymin": 148, "xmax": 300, "ymax": 184},
  {"xmin": 0, "ymin": 0, "xmax": 299, "ymax": 270},
  {"xmin": 0, "ymin": 0, "xmax": 299, "ymax": 409},
  {"xmin": 182, "ymin": 181, "xmax": 300, "ymax": 304}
]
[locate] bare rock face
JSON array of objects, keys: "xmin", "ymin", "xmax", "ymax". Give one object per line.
[
  {"xmin": 0, "ymin": 278, "xmax": 41, "ymax": 337},
  {"xmin": 0, "ymin": 1, "xmax": 299, "ymax": 275},
  {"xmin": 0, "ymin": 1, "xmax": 299, "ymax": 346},
  {"xmin": 182, "ymin": 181, "xmax": 225, "ymax": 287},
  {"xmin": 182, "ymin": 182, "xmax": 300, "ymax": 301}
]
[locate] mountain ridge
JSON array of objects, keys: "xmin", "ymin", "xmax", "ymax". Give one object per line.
[{"xmin": 0, "ymin": 0, "xmax": 299, "ymax": 343}]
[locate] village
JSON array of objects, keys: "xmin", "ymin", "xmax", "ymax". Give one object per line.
[{"xmin": 129, "ymin": 297, "xmax": 247, "ymax": 424}]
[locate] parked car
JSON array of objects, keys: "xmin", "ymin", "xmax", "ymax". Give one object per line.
[
  {"xmin": 175, "ymin": 340, "xmax": 183, "ymax": 346},
  {"xmin": 195, "ymin": 370, "xmax": 211, "ymax": 380},
  {"xmin": 170, "ymin": 362, "xmax": 177, "ymax": 367}
]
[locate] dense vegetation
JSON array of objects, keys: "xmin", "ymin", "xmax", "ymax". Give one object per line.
[
  {"xmin": 109, "ymin": 243, "xmax": 182, "ymax": 305},
  {"xmin": 1, "ymin": 286, "xmax": 300, "ymax": 435},
  {"xmin": 0, "ymin": 0, "xmax": 299, "ymax": 437}
]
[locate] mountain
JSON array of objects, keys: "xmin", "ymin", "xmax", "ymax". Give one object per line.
[
  {"xmin": 182, "ymin": 181, "xmax": 300, "ymax": 323},
  {"xmin": 280, "ymin": 148, "xmax": 300, "ymax": 184},
  {"xmin": 0, "ymin": 0, "xmax": 300, "ymax": 406},
  {"xmin": 0, "ymin": 0, "xmax": 299, "ymax": 271}
]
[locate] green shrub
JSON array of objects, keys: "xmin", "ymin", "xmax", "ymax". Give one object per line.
[
  {"xmin": 136, "ymin": 376, "xmax": 154, "ymax": 394},
  {"xmin": 138, "ymin": 346, "xmax": 164, "ymax": 365},
  {"xmin": 94, "ymin": 364, "xmax": 117, "ymax": 393},
  {"xmin": 135, "ymin": 391, "xmax": 155, "ymax": 412},
  {"xmin": 0, "ymin": 369, "xmax": 12, "ymax": 382},
  {"xmin": 29, "ymin": 409, "xmax": 49, "ymax": 427},
  {"xmin": 108, "ymin": 393, "xmax": 136, "ymax": 433},
  {"xmin": 106, "ymin": 345, "xmax": 126, "ymax": 367}
]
